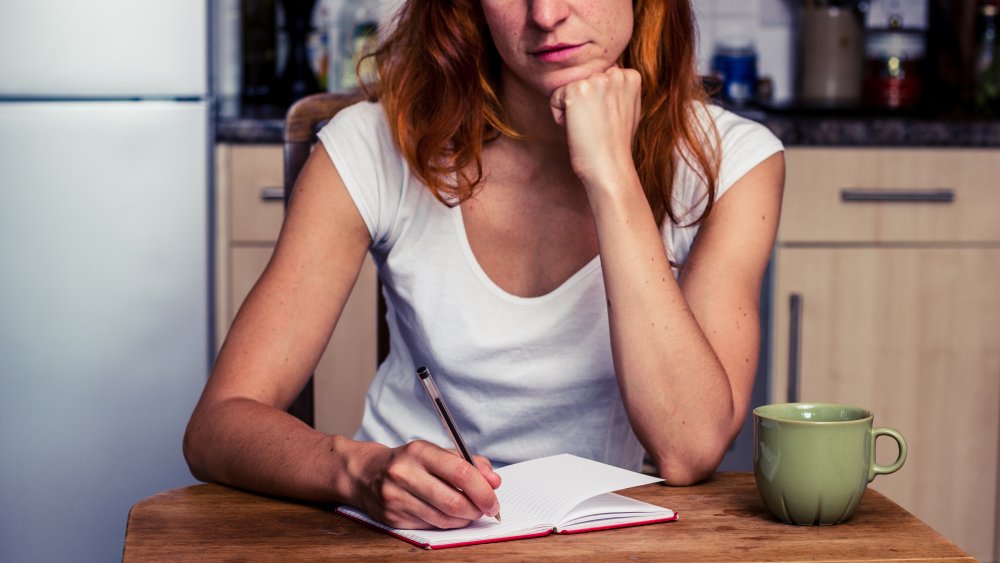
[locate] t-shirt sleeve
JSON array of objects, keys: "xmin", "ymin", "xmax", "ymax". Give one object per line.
[
  {"xmin": 663, "ymin": 105, "xmax": 785, "ymax": 268},
  {"xmin": 315, "ymin": 101, "xmax": 405, "ymax": 249},
  {"xmin": 712, "ymin": 105, "xmax": 785, "ymax": 200}
]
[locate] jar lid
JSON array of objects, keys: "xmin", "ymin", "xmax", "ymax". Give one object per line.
[
  {"xmin": 714, "ymin": 36, "xmax": 756, "ymax": 57},
  {"xmin": 864, "ymin": 30, "xmax": 926, "ymax": 59}
]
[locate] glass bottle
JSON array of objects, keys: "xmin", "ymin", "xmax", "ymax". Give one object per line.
[
  {"xmin": 275, "ymin": 0, "xmax": 321, "ymax": 107},
  {"xmin": 974, "ymin": 1, "xmax": 1000, "ymax": 114},
  {"xmin": 335, "ymin": 0, "xmax": 404, "ymax": 91},
  {"xmin": 312, "ymin": 0, "xmax": 348, "ymax": 92},
  {"xmin": 241, "ymin": 0, "xmax": 277, "ymax": 106},
  {"xmin": 337, "ymin": 1, "xmax": 379, "ymax": 91}
]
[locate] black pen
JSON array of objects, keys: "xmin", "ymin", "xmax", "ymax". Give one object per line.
[{"xmin": 416, "ymin": 366, "xmax": 502, "ymax": 523}]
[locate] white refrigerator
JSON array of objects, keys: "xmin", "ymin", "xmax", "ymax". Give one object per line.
[{"xmin": 0, "ymin": 1, "xmax": 211, "ymax": 561}]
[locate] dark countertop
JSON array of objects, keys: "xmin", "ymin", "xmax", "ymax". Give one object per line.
[
  {"xmin": 738, "ymin": 106, "xmax": 1000, "ymax": 147},
  {"xmin": 216, "ymin": 116, "xmax": 285, "ymax": 144},
  {"xmin": 216, "ymin": 100, "xmax": 1000, "ymax": 148},
  {"xmin": 215, "ymin": 99, "xmax": 285, "ymax": 144}
]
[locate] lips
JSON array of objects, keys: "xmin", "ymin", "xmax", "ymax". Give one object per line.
[{"xmin": 530, "ymin": 43, "xmax": 586, "ymax": 63}]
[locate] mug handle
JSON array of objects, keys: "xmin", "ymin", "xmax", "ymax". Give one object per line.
[{"xmin": 869, "ymin": 427, "xmax": 908, "ymax": 482}]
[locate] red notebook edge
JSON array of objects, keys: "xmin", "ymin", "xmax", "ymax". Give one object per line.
[
  {"xmin": 425, "ymin": 529, "xmax": 555, "ymax": 550},
  {"xmin": 555, "ymin": 512, "xmax": 679, "ymax": 535},
  {"xmin": 335, "ymin": 508, "xmax": 434, "ymax": 549}
]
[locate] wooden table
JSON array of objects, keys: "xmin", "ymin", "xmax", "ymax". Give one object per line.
[{"xmin": 124, "ymin": 473, "xmax": 972, "ymax": 561}]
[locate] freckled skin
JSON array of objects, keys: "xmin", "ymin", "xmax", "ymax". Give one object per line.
[{"xmin": 480, "ymin": 0, "xmax": 634, "ymax": 98}]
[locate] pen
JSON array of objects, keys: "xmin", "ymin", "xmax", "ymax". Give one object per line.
[{"xmin": 416, "ymin": 366, "xmax": 502, "ymax": 523}]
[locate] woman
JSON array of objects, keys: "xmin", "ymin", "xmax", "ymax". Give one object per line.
[{"xmin": 184, "ymin": 0, "xmax": 784, "ymax": 531}]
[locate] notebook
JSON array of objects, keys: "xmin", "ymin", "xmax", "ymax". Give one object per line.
[{"xmin": 336, "ymin": 453, "xmax": 677, "ymax": 549}]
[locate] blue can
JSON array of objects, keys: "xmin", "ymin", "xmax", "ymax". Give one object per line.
[{"xmin": 712, "ymin": 43, "xmax": 757, "ymax": 104}]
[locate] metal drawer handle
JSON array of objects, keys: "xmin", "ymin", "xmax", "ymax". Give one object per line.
[
  {"xmin": 840, "ymin": 188, "xmax": 955, "ymax": 203},
  {"xmin": 260, "ymin": 187, "xmax": 286, "ymax": 202},
  {"xmin": 788, "ymin": 293, "xmax": 802, "ymax": 404}
]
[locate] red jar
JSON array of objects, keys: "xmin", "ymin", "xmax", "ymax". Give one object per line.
[{"xmin": 863, "ymin": 30, "xmax": 926, "ymax": 109}]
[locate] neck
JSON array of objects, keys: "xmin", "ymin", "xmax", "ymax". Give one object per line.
[{"xmin": 496, "ymin": 69, "xmax": 572, "ymax": 165}]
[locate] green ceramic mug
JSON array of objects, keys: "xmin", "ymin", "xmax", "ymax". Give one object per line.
[{"xmin": 753, "ymin": 403, "xmax": 907, "ymax": 525}]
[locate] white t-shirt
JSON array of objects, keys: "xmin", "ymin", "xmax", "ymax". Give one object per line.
[{"xmin": 317, "ymin": 101, "xmax": 783, "ymax": 471}]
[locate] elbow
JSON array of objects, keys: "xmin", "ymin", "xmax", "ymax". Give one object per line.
[
  {"xmin": 654, "ymin": 401, "xmax": 750, "ymax": 485},
  {"xmin": 652, "ymin": 430, "xmax": 735, "ymax": 486},
  {"xmin": 182, "ymin": 411, "xmax": 211, "ymax": 483},
  {"xmin": 654, "ymin": 451, "xmax": 723, "ymax": 486}
]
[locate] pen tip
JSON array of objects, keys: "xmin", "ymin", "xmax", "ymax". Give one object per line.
[{"xmin": 495, "ymin": 512, "xmax": 502, "ymax": 523}]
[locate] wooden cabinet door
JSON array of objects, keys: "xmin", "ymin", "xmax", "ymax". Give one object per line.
[
  {"xmin": 229, "ymin": 247, "xmax": 379, "ymax": 438},
  {"xmin": 773, "ymin": 247, "xmax": 1000, "ymax": 562}
]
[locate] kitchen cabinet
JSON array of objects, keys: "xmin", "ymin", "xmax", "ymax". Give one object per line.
[
  {"xmin": 215, "ymin": 143, "xmax": 378, "ymax": 437},
  {"xmin": 772, "ymin": 148, "xmax": 1000, "ymax": 562}
]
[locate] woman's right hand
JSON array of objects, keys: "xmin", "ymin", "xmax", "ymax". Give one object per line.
[
  {"xmin": 347, "ymin": 440, "xmax": 502, "ymax": 529},
  {"xmin": 549, "ymin": 66, "xmax": 642, "ymax": 195}
]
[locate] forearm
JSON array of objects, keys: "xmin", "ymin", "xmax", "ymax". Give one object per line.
[
  {"xmin": 183, "ymin": 397, "xmax": 376, "ymax": 504},
  {"xmin": 588, "ymin": 176, "xmax": 742, "ymax": 484},
  {"xmin": 549, "ymin": 65, "xmax": 772, "ymax": 483},
  {"xmin": 183, "ymin": 396, "xmax": 503, "ymax": 529}
]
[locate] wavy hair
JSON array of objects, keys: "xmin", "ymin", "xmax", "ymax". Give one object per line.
[{"xmin": 362, "ymin": 0, "xmax": 720, "ymax": 227}]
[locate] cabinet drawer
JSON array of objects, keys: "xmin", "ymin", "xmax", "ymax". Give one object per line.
[
  {"xmin": 780, "ymin": 148, "xmax": 1000, "ymax": 243},
  {"xmin": 229, "ymin": 145, "xmax": 285, "ymax": 243}
]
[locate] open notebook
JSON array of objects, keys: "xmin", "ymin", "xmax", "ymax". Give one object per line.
[{"xmin": 336, "ymin": 453, "xmax": 677, "ymax": 549}]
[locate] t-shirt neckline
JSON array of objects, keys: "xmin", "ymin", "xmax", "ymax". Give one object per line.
[{"xmin": 450, "ymin": 204, "xmax": 601, "ymax": 305}]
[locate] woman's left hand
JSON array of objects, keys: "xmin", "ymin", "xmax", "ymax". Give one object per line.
[{"xmin": 549, "ymin": 66, "xmax": 642, "ymax": 192}]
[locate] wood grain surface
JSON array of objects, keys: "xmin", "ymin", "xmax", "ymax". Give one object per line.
[{"xmin": 123, "ymin": 473, "xmax": 973, "ymax": 562}]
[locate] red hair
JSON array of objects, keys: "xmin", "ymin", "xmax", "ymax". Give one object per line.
[{"xmin": 363, "ymin": 0, "xmax": 720, "ymax": 227}]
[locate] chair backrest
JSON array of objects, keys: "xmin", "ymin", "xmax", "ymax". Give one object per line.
[{"xmin": 282, "ymin": 91, "xmax": 388, "ymax": 427}]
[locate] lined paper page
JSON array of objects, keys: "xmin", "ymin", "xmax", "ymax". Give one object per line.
[
  {"xmin": 495, "ymin": 454, "xmax": 663, "ymax": 525},
  {"xmin": 557, "ymin": 492, "xmax": 675, "ymax": 529}
]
